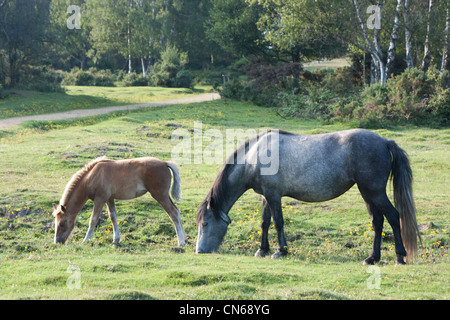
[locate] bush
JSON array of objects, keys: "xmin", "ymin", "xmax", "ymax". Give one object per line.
[
  {"xmin": 118, "ymin": 72, "xmax": 148, "ymax": 87},
  {"xmin": 18, "ymin": 66, "xmax": 66, "ymax": 93},
  {"xmin": 149, "ymin": 44, "xmax": 193, "ymax": 88},
  {"xmin": 174, "ymin": 69, "xmax": 194, "ymax": 88},
  {"xmin": 225, "ymin": 60, "xmax": 448, "ymax": 127},
  {"xmin": 62, "ymin": 68, "xmax": 115, "ymax": 86},
  {"xmin": 332, "ymin": 68, "xmax": 449, "ymax": 127}
]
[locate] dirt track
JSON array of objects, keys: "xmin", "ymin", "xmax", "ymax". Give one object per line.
[{"xmin": 0, "ymin": 93, "xmax": 220, "ymax": 129}]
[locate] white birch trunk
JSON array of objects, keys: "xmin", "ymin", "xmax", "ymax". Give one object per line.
[
  {"xmin": 386, "ymin": 0, "xmax": 402, "ymax": 79},
  {"xmin": 421, "ymin": 0, "xmax": 433, "ymax": 72},
  {"xmin": 353, "ymin": 0, "xmax": 386, "ymax": 85},
  {"xmin": 404, "ymin": 0, "xmax": 414, "ymax": 69},
  {"xmin": 441, "ymin": 0, "xmax": 450, "ymax": 75}
]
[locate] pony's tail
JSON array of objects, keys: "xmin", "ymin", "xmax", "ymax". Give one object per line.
[
  {"xmin": 388, "ymin": 141, "xmax": 421, "ymax": 263},
  {"xmin": 167, "ymin": 162, "xmax": 182, "ymax": 203}
]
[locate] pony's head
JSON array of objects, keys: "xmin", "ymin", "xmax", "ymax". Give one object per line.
[
  {"xmin": 195, "ymin": 200, "xmax": 231, "ymax": 254},
  {"xmin": 52, "ymin": 203, "xmax": 75, "ymax": 244}
]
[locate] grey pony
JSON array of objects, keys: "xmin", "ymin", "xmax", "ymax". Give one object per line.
[{"xmin": 195, "ymin": 129, "xmax": 421, "ymax": 265}]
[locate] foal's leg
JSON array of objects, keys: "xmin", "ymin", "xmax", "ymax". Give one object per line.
[
  {"xmin": 106, "ymin": 200, "xmax": 120, "ymax": 244},
  {"xmin": 154, "ymin": 195, "xmax": 187, "ymax": 246},
  {"xmin": 255, "ymin": 198, "xmax": 272, "ymax": 258},
  {"xmin": 84, "ymin": 199, "xmax": 105, "ymax": 242},
  {"xmin": 264, "ymin": 193, "xmax": 287, "ymax": 259}
]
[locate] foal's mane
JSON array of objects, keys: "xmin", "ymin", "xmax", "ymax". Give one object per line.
[
  {"xmin": 196, "ymin": 129, "xmax": 294, "ymax": 226},
  {"xmin": 60, "ymin": 156, "xmax": 110, "ymax": 206}
]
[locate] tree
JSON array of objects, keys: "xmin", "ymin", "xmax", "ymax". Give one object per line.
[
  {"xmin": 421, "ymin": 0, "xmax": 433, "ymax": 72},
  {"xmin": 0, "ymin": 0, "xmax": 51, "ymax": 87},
  {"xmin": 404, "ymin": 0, "xmax": 413, "ymax": 69},
  {"xmin": 206, "ymin": 0, "xmax": 268, "ymax": 58},
  {"xmin": 248, "ymin": 0, "xmax": 347, "ymax": 62},
  {"xmin": 86, "ymin": 0, "xmax": 136, "ymax": 73},
  {"xmin": 441, "ymin": 0, "xmax": 450, "ymax": 75},
  {"xmin": 49, "ymin": 0, "xmax": 91, "ymax": 70},
  {"xmin": 386, "ymin": 0, "xmax": 402, "ymax": 80}
]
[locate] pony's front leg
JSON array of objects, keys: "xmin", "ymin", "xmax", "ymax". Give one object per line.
[
  {"xmin": 107, "ymin": 200, "xmax": 120, "ymax": 244},
  {"xmin": 83, "ymin": 200, "xmax": 104, "ymax": 242},
  {"xmin": 264, "ymin": 193, "xmax": 288, "ymax": 259},
  {"xmin": 255, "ymin": 198, "xmax": 272, "ymax": 258}
]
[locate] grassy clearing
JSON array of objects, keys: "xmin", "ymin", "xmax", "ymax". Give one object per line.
[
  {"xmin": 303, "ymin": 57, "xmax": 351, "ymax": 71},
  {"xmin": 0, "ymin": 85, "xmax": 208, "ymax": 120},
  {"xmin": 0, "ymin": 98, "xmax": 448, "ymax": 300}
]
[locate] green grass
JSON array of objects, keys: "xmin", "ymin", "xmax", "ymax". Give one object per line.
[
  {"xmin": 0, "ymin": 85, "xmax": 209, "ymax": 120},
  {"xmin": 303, "ymin": 57, "xmax": 351, "ymax": 72},
  {"xmin": 0, "ymin": 98, "xmax": 448, "ymax": 300}
]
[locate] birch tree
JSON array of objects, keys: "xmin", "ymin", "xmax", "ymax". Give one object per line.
[
  {"xmin": 404, "ymin": 0, "xmax": 413, "ymax": 69},
  {"xmin": 385, "ymin": 0, "xmax": 402, "ymax": 79},
  {"xmin": 441, "ymin": 0, "xmax": 450, "ymax": 75},
  {"xmin": 421, "ymin": 0, "xmax": 433, "ymax": 72},
  {"xmin": 353, "ymin": 0, "xmax": 386, "ymax": 85}
]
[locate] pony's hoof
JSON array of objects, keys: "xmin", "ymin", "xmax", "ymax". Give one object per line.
[
  {"xmin": 362, "ymin": 256, "xmax": 380, "ymax": 265},
  {"xmin": 255, "ymin": 249, "xmax": 269, "ymax": 258},
  {"xmin": 271, "ymin": 250, "xmax": 287, "ymax": 259},
  {"xmin": 395, "ymin": 256, "xmax": 406, "ymax": 265}
]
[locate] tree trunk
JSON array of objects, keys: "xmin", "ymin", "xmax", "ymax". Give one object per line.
[
  {"xmin": 421, "ymin": 0, "xmax": 433, "ymax": 72},
  {"xmin": 353, "ymin": 0, "xmax": 386, "ymax": 85},
  {"xmin": 441, "ymin": 0, "xmax": 450, "ymax": 75},
  {"xmin": 372, "ymin": 21, "xmax": 382, "ymax": 84},
  {"xmin": 141, "ymin": 57, "xmax": 147, "ymax": 77},
  {"xmin": 127, "ymin": 22, "xmax": 132, "ymax": 74},
  {"xmin": 386, "ymin": 0, "xmax": 402, "ymax": 79},
  {"xmin": 404, "ymin": 0, "xmax": 413, "ymax": 69}
]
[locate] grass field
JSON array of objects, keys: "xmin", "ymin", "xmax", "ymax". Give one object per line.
[{"xmin": 0, "ymin": 93, "xmax": 448, "ymax": 300}]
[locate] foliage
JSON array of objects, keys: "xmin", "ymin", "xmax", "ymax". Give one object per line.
[
  {"xmin": 117, "ymin": 72, "xmax": 148, "ymax": 87},
  {"xmin": 351, "ymin": 68, "xmax": 450, "ymax": 127},
  {"xmin": 149, "ymin": 45, "xmax": 193, "ymax": 88},
  {"xmin": 222, "ymin": 58, "xmax": 449, "ymax": 128},
  {"xmin": 62, "ymin": 68, "xmax": 115, "ymax": 87},
  {"xmin": 206, "ymin": 0, "xmax": 268, "ymax": 57}
]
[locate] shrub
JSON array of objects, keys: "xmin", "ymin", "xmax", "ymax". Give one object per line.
[
  {"xmin": 18, "ymin": 66, "xmax": 66, "ymax": 93},
  {"xmin": 62, "ymin": 68, "xmax": 115, "ymax": 86},
  {"xmin": 174, "ymin": 69, "xmax": 194, "ymax": 89},
  {"xmin": 118, "ymin": 72, "xmax": 148, "ymax": 87},
  {"xmin": 342, "ymin": 68, "xmax": 449, "ymax": 127},
  {"xmin": 149, "ymin": 44, "xmax": 193, "ymax": 88}
]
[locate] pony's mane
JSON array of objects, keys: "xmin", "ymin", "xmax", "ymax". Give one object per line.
[
  {"xmin": 196, "ymin": 129, "xmax": 294, "ymax": 226},
  {"xmin": 60, "ymin": 156, "xmax": 110, "ymax": 206}
]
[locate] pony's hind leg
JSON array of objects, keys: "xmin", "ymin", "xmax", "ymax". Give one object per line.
[
  {"xmin": 255, "ymin": 198, "xmax": 272, "ymax": 258},
  {"xmin": 106, "ymin": 200, "xmax": 120, "ymax": 244},
  {"xmin": 154, "ymin": 195, "xmax": 187, "ymax": 247},
  {"xmin": 359, "ymin": 187, "xmax": 407, "ymax": 265},
  {"xmin": 363, "ymin": 201, "xmax": 384, "ymax": 265}
]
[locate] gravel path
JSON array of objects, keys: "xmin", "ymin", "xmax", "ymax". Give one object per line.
[{"xmin": 0, "ymin": 93, "xmax": 220, "ymax": 129}]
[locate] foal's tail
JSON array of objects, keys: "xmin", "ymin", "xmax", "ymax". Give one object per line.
[
  {"xmin": 387, "ymin": 141, "xmax": 421, "ymax": 263},
  {"xmin": 167, "ymin": 162, "xmax": 182, "ymax": 203}
]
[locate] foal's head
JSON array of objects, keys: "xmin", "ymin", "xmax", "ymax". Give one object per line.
[{"xmin": 52, "ymin": 203, "xmax": 75, "ymax": 244}]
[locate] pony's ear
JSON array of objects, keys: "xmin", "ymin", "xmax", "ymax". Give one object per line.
[
  {"xmin": 60, "ymin": 205, "xmax": 67, "ymax": 213},
  {"xmin": 52, "ymin": 203, "xmax": 58, "ymax": 210}
]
